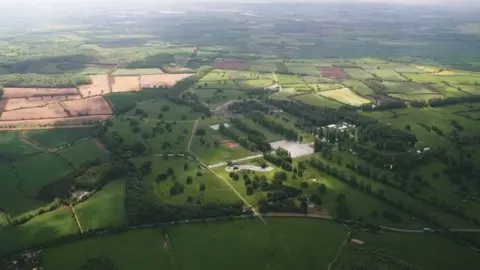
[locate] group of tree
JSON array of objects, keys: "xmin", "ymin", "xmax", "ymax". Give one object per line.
[
  {"xmin": 247, "ymin": 111, "xmax": 299, "ymax": 141},
  {"xmin": 218, "ymin": 120, "xmax": 271, "ymax": 152}
]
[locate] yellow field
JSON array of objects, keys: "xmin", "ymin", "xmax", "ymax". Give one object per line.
[
  {"xmin": 318, "ymin": 87, "xmax": 371, "ymax": 106},
  {"xmin": 415, "ymin": 65, "xmax": 456, "ymax": 75}
]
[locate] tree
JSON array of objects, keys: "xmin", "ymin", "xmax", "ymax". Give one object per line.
[
  {"xmin": 186, "ymin": 176, "xmax": 193, "ymax": 184},
  {"xmin": 246, "ymin": 185, "xmax": 254, "ymax": 195},
  {"xmin": 199, "ymin": 183, "xmax": 206, "ymax": 192},
  {"xmin": 273, "ymin": 171, "xmax": 287, "ymax": 182},
  {"xmin": 318, "ymin": 184, "xmax": 327, "ymax": 194},
  {"xmin": 167, "ymin": 167, "xmax": 175, "ymax": 176},
  {"xmin": 310, "ymin": 194, "xmax": 322, "ymax": 205},
  {"xmin": 336, "ymin": 203, "xmax": 351, "ymax": 219},
  {"xmin": 184, "ymin": 162, "xmax": 189, "ymax": 171},
  {"xmin": 336, "ymin": 193, "xmax": 346, "ymax": 204},
  {"xmin": 300, "ymin": 182, "xmax": 308, "ymax": 189}
]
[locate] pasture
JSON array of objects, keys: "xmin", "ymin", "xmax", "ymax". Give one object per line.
[
  {"xmin": 382, "ymin": 81, "xmax": 436, "ymax": 94},
  {"xmin": 58, "ymin": 139, "xmax": 108, "ymax": 168},
  {"xmin": 126, "ymin": 99, "xmax": 204, "ymax": 121},
  {"xmin": 405, "ymin": 74, "xmax": 480, "ymax": 85},
  {"xmin": 344, "ymin": 68, "xmax": 374, "ymax": 79},
  {"xmin": 194, "ymin": 88, "xmax": 248, "ymax": 108},
  {"xmin": 144, "ymin": 121, "xmax": 195, "ymax": 153},
  {"xmin": 0, "ymin": 206, "xmax": 77, "ymax": 255},
  {"xmin": 24, "ymin": 127, "xmax": 99, "ymax": 150},
  {"xmin": 75, "ymin": 180, "xmax": 126, "ymax": 231},
  {"xmin": 318, "ymin": 88, "xmax": 371, "ymax": 106},
  {"xmin": 15, "ymin": 153, "xmax": 72, "ymax": 196},
  {"xmin": 0, "ymin": 131, "xmax": 41, "ymax": 160},
  {"xmin": 42, "ymin": 218, "xmax": 348, "ymax": 270},
  {"xmin": 285, "ymin": 65, "xmax": 321, "ymax": 76},
  {"xmin": 341, "ymin": 80, "xmax": 374, "ymax": 95},
  {"xmin": 112, "ymin": 68, "xmax": 163, "ymax": 76},
  {"xmin": 275, "ymin": 74, "xmax": 305, "ymax": 85}
]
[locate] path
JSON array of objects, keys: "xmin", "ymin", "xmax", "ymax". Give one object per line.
[
  {"xmin": 69, "ymin": 204, "xmax": 84, "ymax": 234},
  {"xmin": 187, "ymin": 118, "xmax": 200, "ymax": 152},
  {"xmin": 123, "ymin": 115, "xmax": 196, "ymax": 123},
  {"xmin": 328, "ymin": 230, "xmax": 351, "ymax": 270},
  {"xmin": 208, "ymin": 154, "xmax": 263, "ymax": 169},
  {"xmin": 272, "ymin": 71, "xmax": 282, "ymax": 92}
]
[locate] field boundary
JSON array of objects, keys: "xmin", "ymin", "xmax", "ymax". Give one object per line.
[{"xmin": 328, "ymin": 230, "xmax": 351, "ymax": 270}]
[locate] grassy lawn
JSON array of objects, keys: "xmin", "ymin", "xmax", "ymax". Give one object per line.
[
  {"xmin": 0, "ymin": 206, "xmax": 77, "ymax": 255},
  {"xmin": 0, "ymin": 164, "xmax": 44, "ymax": 216},
  {"xmin": 42, "ymin": 218, "xmax": 348, "ymax": 270},
  {"xmin": 191, "ymin": 119, "xmax": 254, "ymax": 164},
  {"xmin": 58, "ymin": 139, "xmax": 109, "ymax": 168},
  {"xmin": 0, "ymin": 131, "xmax": 41, "ymax": 160},
  {"xmin": 15, "ymin": 153, "xmax": 73, "ymax": 196},
  {"xmin": 24, "ymin": 127, "xmax": 99, "ymax": 150},
  {"xmin": 75, "ymin": 180, "xmax": 126, "ymax": 230},
  {"xmin": 349, "ymin": 230, "xmax": 480, "ymax": 270},
  {"xmin": 138, "ymin": 156, "xmax": 238, "ymax": 204}
]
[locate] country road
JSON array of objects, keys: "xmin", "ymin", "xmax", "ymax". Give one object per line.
[{"xmin": 208, "ymin": 154, "xmax": 264, "ymax": 168}]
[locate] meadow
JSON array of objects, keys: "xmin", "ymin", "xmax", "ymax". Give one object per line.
[
  {"xmin": 0, "ymin": 131, "xmax": 41, "ymax": 160},
  {"xmin": 318, "ymin": 88, "xmax": 371, "ymax": 106},
  {"xmin": 57, "ymin": 139, "xmax": 109, "ymax": 168},
  {"xmin": 292, "ymin": 93, "xmax": 343, "ymax": 108},
  {"xmin": 41, "ymin": 218, "xmax": 348, "ymax": 270},
  {"xmin": 24, "ymin": 127, "xmax": 99, "ymax": 150}
]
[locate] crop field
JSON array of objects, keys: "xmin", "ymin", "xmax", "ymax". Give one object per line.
[
  {"xmin": 269, "ymin": 87, "xmax": 297, "ymax": 100},
  {"xmin": 0, "ymin": 102, "xmax": 68, "ymax": 120},
  {"xmin": 24, "ymin": 127, "xmax": 98, "ymax": 150},
  {"xmin": 276, "ymin": 74, "xmax": 305, "ymax": 85},
  {"xmin": 78, "ymin": 75, "xmax": 111, "ymax": 97},
  {"xmin": 455, "ymin": 85, "xmax": 480, "ymax": 95},
  {"xmin": 196, "ymin": 80, "xmax": 241, "ymax": 89},
  {"xmin": 310, "ymin": 83, "xmax": 343, "ymax": 91},
  {"xmin": 3, "ymin": 96, "xmax": 79, "ymax": 111},
  {"xmin": 2, "ymin": 87, "xmax": 79, "ymax": 99},
  {"xmin": 380, "ymin": 63, "xmax": 424, "ymax": 73},
  {"xmin": 75, "ymin": 180, "xmax": 126, "ymax": 230},
  {"xmin": 0, "ymin": 131, "xmax": 41, "ymax": 160},
  {"xmin": 111, "ymin": 76, "xmax": 140, "ymax": 92},
  {"xmin": 367, "ymin": 69, "xmax": 407, "ymax": 81},
  {"xmin": 382, "ymin": 81, "xmax": 437, "ymax": 94},
  {"xmin": 0, "ymin": 206, "xmax": 77, "ymax": 255},
  {"xmin": 139, "ymin": 73, "xmax": 193, "ymax": 88},
  {"xmin": 292, "ymin": 93, "xmax": 343, "ymax": 108},
  {"xmin": 285, "ymin": 65, "xmax": 321, "ymax": 76},
  {"xmin": 405, "ymin": 74, "xmax": 480, "ymax": 85},
  {"xmin": 236, "ymin": 79, "xmax": 275, "ymax": 89},
  {"xmin": 15, "ymin": 153, "xmax": 72, "ymax": 196},
  {"xmin": 58, "ymin": 139, "xmax": 108, "ymax": 168},
  {"xmin": 301, "ymin": 75, "xmax": 335, "ymax": 84},
  {"xmin": 433, "ymin": 84, "xmax": 469, "ymax": 97},
  {"xmin": 318, "ymin": 67, "xmax": 347, "ymax": 79},
  {"xmin": 341, "ymin": 80, "xmax": 374, "ymax": 95},
  {"xmin": 388, "ymin": 93, "xmax": 444, "ymax": 101},
  {"xmin": 344, "ymin": 68, "xmax": 374, "ymax": 79},
  {"xmin": 61, "ymin": 96, "xmax": 113, "ymax": 116},
  {"xmin": 318, "ymin": 87, "xmax": 371, "ymax": 106},
  {"xmin": 112, "ymin": 68, "xmax": 163, "ymax": 76},
  {"xmin": 42, "ymin": 218, "xmax": 347, "ymax": 270},
  {"xmin": 215, "ymin": 58, "xmax": 249, "ymax": 70}
]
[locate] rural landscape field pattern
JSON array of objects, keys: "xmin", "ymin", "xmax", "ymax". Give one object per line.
[{"xmin": 1, "ymin": 2, "xmax": 480, "ymax": 270}]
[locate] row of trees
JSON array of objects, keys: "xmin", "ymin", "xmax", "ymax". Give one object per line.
[
  {"xmin": 247, "ymin": 111, "xmax": 299, "ymax": 141},
  {"xmin": 219, "ymin": 121, "xmax": 271, "ymax": 152}
]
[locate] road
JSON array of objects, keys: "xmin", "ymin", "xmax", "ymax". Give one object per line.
[
  {"xmin": 208, "ymin": 154, "xmax": 264, "ymax": 169},
  {"xmin": 187, "ymin": 118, "xmax": 200, "ymax": 152}
]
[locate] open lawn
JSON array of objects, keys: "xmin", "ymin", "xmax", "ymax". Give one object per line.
[
  {"xmin": 24, "ymin": 127, "xmax": 99, "ymax": 150},
  {"xmin": 292, "ymin": 94, "xmax": 343, "ymax": 108},
  {"xmin": 42, "ymin": 218, "xmax": 348, "ymax": 270},
  {"xmin": 318, "ymin": 88, "xmax": 371, "ymax": 106},
  {"xmin": 75, "ymin": 180, "xmax": 126, "ymax": 231},
  {"xmin": 0, "ymin": 164, "xmax": 44, "ymax": 216},
  {"xmin": 0, "ymin": 206, "xmax": 77, "ymax": 255},
  {"xmin": 15, "ymin": 153, "xmax": 72, "ymax": 196},
  {"xmin": 58, "ymin": 139, "xmax": 109, "ymax": 168},
  {"xmin": 347, "ymin": 230, "xmax": 480, "ymax": 270},
  {"xmin": 138, "ymin": 156, "xmax": 238, "ymax": 204}
]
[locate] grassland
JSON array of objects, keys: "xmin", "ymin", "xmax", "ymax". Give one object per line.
[
  {"xmin": 344, "ymin": 68, "xmax": 374, "ymax": 79},
  {"xmin": 344, "ymin": 230, "xmax": 480, "ymax": 270},
  {"xmin": 126, "ymin": 99, "xmax": 204, "ymax": 121},
  {"xmin": 382, "ymin": 81, "xmax": 436, "ymax": 94},
  {"xmin": 112, "ymin": 68, "xmax": 163, "ymax": 76},
  {"xmin": 405, "ymin": 74, "xmax": 480, "ymax": 85},
  {"xmin": 285, "ymin": 65, "xmax": 321, "ymax": 76},
  {"xmin": 58, "ymin": 139, "xmax": 109, "ymax": 168},
  {"xmin": 341, "ymin": 80, "xmax": 375, "ymax": 95},
  {"xmin": 42, "ymin": 218, "xmax": 348, "ymax": 270},
  {"xmin": 15, "ymin": 153, "xmax": 72, "ymax": 196},
  {"xmin": 24, "ymin": 127, "xmax": 99, "ymax": 150},
  {"xmin": 367, "ymin": 69, "xmax": 407, "ymax": 81},
  {"xmin": 75, "ymin": 180, "xmax": 126, "ymax": 231},
  {"xmin": 0, "ymin": 131, "xmax": 41, "ymax": 160},
  {"xmin": 0, "ymin": 207, "xmax": 77, "ymax": 255},
  {"xmin": 292, "ymin": 93, "xmax": 343, "ymax": 108},
  {"xmin": 193, "ymin": 88, "xmax": 248, "ymax": 108}
]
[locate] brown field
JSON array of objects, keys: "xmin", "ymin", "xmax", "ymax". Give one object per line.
[
  {"xmin": 0, "ymin": 103, "xmax": 68, "ymax": 120},
  {"xmin": 215, "ymin": 58, "xmax": 250, "ymax": 70},
  {"xmin": 4, "ymin": 95, "xmax": 82, "ymax": 111},
  {"xmin": 111, "ymin": 76, "xmax": 140, "ymax": 92},
  {"xmin": 61, "ymin": 96, "xmax": 112, "ymax": 116},
  {"xmin": 78, "ymin": 75, "xmax": 112, "ymax": 97},
  {"xmin": 318, "ymin": 67, "xmax": 347, "ymax": 79},
  {"xmin": 0, "ymin": 115, "xmax": 111, "ymax": 130},
  {"xmin": 140, "ymin": 73, "xmax": 193, "ymax": 88},
  {"xmin": 3, "ymin": 88, "xmax": 79, "ymax": 98}
]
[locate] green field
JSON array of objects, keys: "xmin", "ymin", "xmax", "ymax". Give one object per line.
[
  {"xmin": 367, "ymin": 69, "xmax": 407, "ymax": 81},
  {"xmin": 292, "ymin": 93, "xmax": 343, "ymax": 108},
  {"xmin": 0, "ymin": 207, "xmax": 77, "ymax": 255},
  {"xmin": 285, "ymin": 65, "xmax": 321, "ymax": 76},
  {"xmin": 405, "ymin": 74, "xmax": 480, "ymax": 85},
  {"xmin": 0, "ymin": 131, "xmax": 41, "ymax": 161},
  {"xmin": 382, "ymin": 81, "xmax": 437, "ymax": 94},
  {"xmin": 75, "ymin": 180, "xmax": 126, "ymax": 231},
  {"xmin": 25, "ymin": 127, "xmax": 99, "ymax": 150},
  {"xmin": 42, "ymin": 218, "xmax": 348, "ymax": 270},
  {"xmin": 58, "ymin": 139, "xmax": 109, "ymax": 168},
  {"xmin": 276, "ymin": 74, "xmax": 305, "ymax": 85},
  {"xmin": 112, "ymin": 68, "xmax": 163, "ymax": 76},
  {"xmin": 138, "ymin": 156, "xmax": 238, "ymax": 204},
  {"xmin": 193, "ymin": 88, "xmax": 248, "ymax": 107},
  {"xmin": 344, "ymin": 68, "xmax": 374, "ymax": 79},
  {"xmin": 126, "ymin": 99, "xmax": 204, "ymax": 121},
  {"xmin": 15, "ymin": 153, "xmax": 72, "ymax": 196},
  {"xmin": 341, "ymin": 80, "xmax": 375, "ymax": 95}
]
